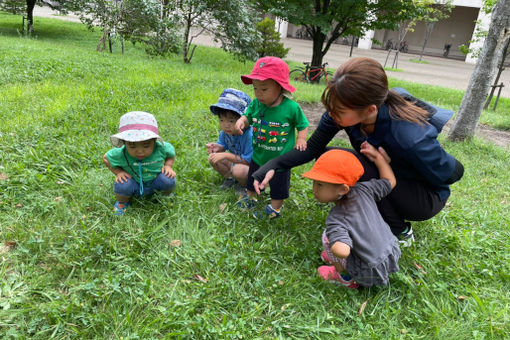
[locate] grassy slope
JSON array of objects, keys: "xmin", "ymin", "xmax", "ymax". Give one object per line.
[{"xmin": 0, "ymin": 13, "xmax": 509, "ymax": 339}]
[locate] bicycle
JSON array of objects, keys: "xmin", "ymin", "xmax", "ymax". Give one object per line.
[{"xmin": 289, "ymin": 62, "xmax": 333, "ymax": 85}]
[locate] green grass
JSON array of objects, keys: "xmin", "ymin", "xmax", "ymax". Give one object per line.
[
  {"xmin": 1, "ymin": 13, "xmax": 509, "ymax": 338},
  {"xmin": 384, "ymin": 67, "xmax": 404, "ymax": 72},
  {"xmin": 409, "ymin": 58, "xmax": 431, "ymax": 64}
]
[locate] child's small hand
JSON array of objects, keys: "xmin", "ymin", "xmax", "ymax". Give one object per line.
[
  {"xmin": 360, "ymin": 141, "xmax": 391, "ymax": 163},
  {"xmin": 295, "ymin": 138, "xmax": 307, "ymax": 151},
  {"xmin": 235, "ymin": 117, "xmax": 245, "ymax": 135},
  {"xmin": 162, "ymin": 165, "xmax": 176, "ymax": 178},
  {"xmin": 208, "ymin": 152, "xmax": 226, "ymax": 165},
  {"xmin": 206, "ymin": 143, "xmax": 222, "ymax": 154},
  {"xmin": 115, "ymin": 170, "xmax": 132, "ymax": 184}
]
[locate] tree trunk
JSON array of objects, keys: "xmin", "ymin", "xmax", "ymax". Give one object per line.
[
  {"xmin": 419, "ymin": 22, "xmax": 436, "ymax": 61},
  {"xmin": 310, "ymin": 30, "xmax": 326, "ymax": 82},
  {"xmin": 448, "ymin": 0, "xmax": 510, "ymax": 141},
  {"xmin": 26, "ymin": 0, "xmax": 36, "ymax": 33}
]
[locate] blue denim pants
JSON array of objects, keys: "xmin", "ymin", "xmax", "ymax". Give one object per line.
[{"xmin": 114, "ymin": 173, "xmax": 176, "ymax": 197}]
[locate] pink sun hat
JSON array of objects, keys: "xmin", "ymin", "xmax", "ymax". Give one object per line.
[
  {"xmin": 110, "ymin": 111, "xmax": 164, "ymax": 148},
  {"xmin": 241, "ymin": 56, "xmax": 296, "ymax": 93}
]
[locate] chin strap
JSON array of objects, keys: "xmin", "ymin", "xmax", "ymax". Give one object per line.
[{"xmin": 138, "ymin": 162, "xmax": 144, "ymax": 196}]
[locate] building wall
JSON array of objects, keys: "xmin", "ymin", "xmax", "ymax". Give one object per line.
[{"xmin": 373, "ymin": 6, "xmax": 479, "ymax": 59}]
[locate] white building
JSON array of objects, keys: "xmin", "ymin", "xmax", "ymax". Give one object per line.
[{"xmin": 278, "ymin": 0, "xmax": 489, "ymax": 64}]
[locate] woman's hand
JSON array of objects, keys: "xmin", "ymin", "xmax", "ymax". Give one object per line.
[{"xmin": 253, "ymin": 169, "xmax": 275, "ymax": 194}]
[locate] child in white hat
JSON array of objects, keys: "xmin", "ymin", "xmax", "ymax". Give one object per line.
[{"xmin": 103, "ymin": 111, "xmax": 176, "ymax": 215}]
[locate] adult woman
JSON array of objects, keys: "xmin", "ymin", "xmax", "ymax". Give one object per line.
[{"xmin": 252, "ymin": 57, "xmax": 464, "ymax": 244}]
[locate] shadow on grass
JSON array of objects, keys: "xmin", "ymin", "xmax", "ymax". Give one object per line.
[{"xmin": 0, "ymin": 13, "xmax": 96, "ymax": 44}]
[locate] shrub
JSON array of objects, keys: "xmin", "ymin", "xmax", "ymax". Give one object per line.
[{"xmin": 255, "ymin": 17, "xmax": 289, "ymax": 58}]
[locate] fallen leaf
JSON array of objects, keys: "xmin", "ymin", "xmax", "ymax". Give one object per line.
[
  {"xmin": 457, "ymin": 295, "xmax": 468, "ymax": 301},
  {"xmin": 4, "ymin": 241, "xmax": 17, "ymax": 248},
  {"xmin": 55, "ymin": 196, "xmax": 63, "ymax": 202},
  {"xmin": 192, "ymin": 274, "xmax": 208, "ymax": 283},
  {"xmin": 413, "ymin": 262, "xmax": 427, "ymax": 275},
  {"xmin": 218, "ymin": 203, "xmax": 227, "ymax": 213},
  {"xmin": 277, "ymin": 280, "xmax": 284, "ymax": 286},
  {"xmin": 0, "ymin": 173, "xmax": 8, "ymax": 181},
  {"xmin": 0, "ymin": 241, "xmax": 17, "ymax": 254},
  {"xmin": 481, "ymin": 178, "xmax": 487, "ymax": 183},
  {"xmin": 358, "ymin": 299, "xmax": 368, "ymax": 316},
  {"xmin": 169, "ymin": 240, "xmax": 181, "ymax": 247},
  {"xmin": 15, "ymin": 203, "xmax": 23, "ymax": 208}
]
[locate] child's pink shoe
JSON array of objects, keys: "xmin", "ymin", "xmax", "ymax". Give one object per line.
[
  {"xmin": 320, "ymin": 250, "xmax": 331, "ymax": 264},
  {"xmin": 318, "ymin": 266, "xmax": 359, "ymax": 289}
]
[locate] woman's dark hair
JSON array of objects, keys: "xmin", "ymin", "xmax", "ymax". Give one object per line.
[{"xmin": 321, "ymin": 57, "xmax": 429, "ymax": 124}]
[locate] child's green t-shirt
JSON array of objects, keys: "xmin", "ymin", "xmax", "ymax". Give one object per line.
[
  {"xmin": 244, "ymin": 97, "xmax": 309, "ymax": 165},
  {"xmin": 106, "ymin": 141, "xmax": 175, "ymax": 183}
]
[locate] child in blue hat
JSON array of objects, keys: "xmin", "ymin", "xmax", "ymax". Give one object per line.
[{"xmin": 206, "ymin": 88, "xmax": 253, "ymax": 190}]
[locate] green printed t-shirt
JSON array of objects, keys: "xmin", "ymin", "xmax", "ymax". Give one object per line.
[
  {"xmin": 106, "ymin": 141, "xmax": 175, "ymax": 183},
  {"xmin": 244, "ymin": 96, "xmax": 309, "ymax": 166}
]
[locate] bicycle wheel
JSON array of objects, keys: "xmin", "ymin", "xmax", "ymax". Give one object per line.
[
  {"xmin": 289, "ymin": 69, "xmax": 307, "ymax": 83},
  {"xmin": 318, "ymin": 70, "xmax": 334, "ymax": 85}
]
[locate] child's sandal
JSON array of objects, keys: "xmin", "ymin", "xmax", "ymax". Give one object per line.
[{"xmin": 113, "ymin": 201, "xmax": 131, "ymax": 216}]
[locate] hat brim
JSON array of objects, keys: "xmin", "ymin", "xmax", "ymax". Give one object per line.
[
  {"xmin": 110, "ymin": 130, "xmax": 163, "ymax": 148},
  {"xmin": 302, "ymin": 169, "xmax": 344, "ymax": 184},
  {"xmin": 241, "ymin": 75, "xmax": 296, "ymax": 93},
  {"xmin": 210, "ymin": 103, "xmax": 243, "ymax": 116}
]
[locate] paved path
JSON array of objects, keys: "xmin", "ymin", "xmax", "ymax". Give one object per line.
[
  {"xmin": 193, "ymin": 34, "xmax": 510, "ymax": 99},
  {"xmin": 33, "ymin": 5, "xmax": 509, "ymax": 98}
]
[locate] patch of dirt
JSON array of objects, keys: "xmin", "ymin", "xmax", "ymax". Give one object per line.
[{"xmin": 300, "ymin": 102, "xmax": 510, "ymax": 148}]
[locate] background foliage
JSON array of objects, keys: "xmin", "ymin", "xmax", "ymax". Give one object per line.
[{"xmin": 0, "ymin": 14, "xmax": 509, "ymax": 338}]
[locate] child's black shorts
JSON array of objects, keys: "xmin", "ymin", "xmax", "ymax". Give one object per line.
[{"xmin": 246, "ymin": 160, "xmax": 290, "ymax": 200}]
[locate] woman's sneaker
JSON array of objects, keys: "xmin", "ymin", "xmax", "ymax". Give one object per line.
[
  {"xmin": 113, "ymin": 201, "xmax": 131, "ymax": 216},
  {"xmin": 398, "ymin": 225, "xmax": 415, "ymax": 247},
  {"xmin": 318, "ymin": 266, "xmax": 359, "ymax": 289}
]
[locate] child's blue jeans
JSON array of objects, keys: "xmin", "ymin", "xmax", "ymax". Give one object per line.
[{"xmin": 114, "ymin": 173, "xmax": 176, "ymax": 197}]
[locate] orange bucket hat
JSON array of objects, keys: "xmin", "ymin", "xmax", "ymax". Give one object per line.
[{"xmin": 302, "ymin": 150, "xmax": 364, "ymax": 186}]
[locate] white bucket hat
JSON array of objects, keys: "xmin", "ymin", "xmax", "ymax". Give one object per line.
[{"xmin": 110, "ymin": 111, "xmax": 163, "ymax": 148}]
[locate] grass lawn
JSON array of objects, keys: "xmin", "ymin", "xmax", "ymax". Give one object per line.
[{"xmin": 1, "ymin": 13, "xmax": 509, "ymax": 339}]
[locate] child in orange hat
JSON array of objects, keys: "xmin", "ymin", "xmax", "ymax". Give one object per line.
[{"xmin": 302, "ymin": 142, "xmax": 401, "ymax": 288}]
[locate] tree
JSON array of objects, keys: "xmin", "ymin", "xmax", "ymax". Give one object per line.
[
  {"xmin": 418, "ymin": 0, "xmax": 453, "ymax": 61},
  {"xmin": 255, "ymin": 17, "xmax": 290, "ymax": 58},
  {"xmin": 254, "ymin": 0, "xmax": 422, "ymax": 75},
  {"xmin": 169, "ymin": 0, "xmax": 260, "ymax": 63},
  {"xmin": 447, "ymin": 0, "xmax": 510, "ymax": 141}
]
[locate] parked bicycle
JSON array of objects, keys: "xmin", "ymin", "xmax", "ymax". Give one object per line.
[
  {"xmin": 289, "ymin": 62, "xmax": 333, "ymax": 84},
  {"xmin": 399, "ymin": 40, "xmax": 408, "ymax": 53}
]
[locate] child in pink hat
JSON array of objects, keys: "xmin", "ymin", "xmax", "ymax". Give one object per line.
[
  {"xmin": 103, "ymin": 111, "xmax": 176, "ymax": 215},
  {"xmin": 235, "ymin": 56, "xmax": 309, "ymax": 219}
]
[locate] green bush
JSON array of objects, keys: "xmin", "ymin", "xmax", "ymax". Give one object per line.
[{"xmin": 255, "ymin": 17, "xmax": 290, "ymax": 58}]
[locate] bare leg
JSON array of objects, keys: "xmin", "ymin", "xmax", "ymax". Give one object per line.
[
  {"xmin": 209, "ymin": 157, "xmax": 232, "ymax": 178},
  {"xmin": 115, "ymin": 194, "xmax": 131, "ymax": 203},
  {"xmin": 232, "ymin": 163, "xmax": 249, "ymax": 187},
  {"xmin": 270, "ymin": 199, "xmax": 283, "ymax": 210}
]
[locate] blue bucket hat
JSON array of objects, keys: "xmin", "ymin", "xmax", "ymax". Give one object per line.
[{"xmin": 210, "ymin": 88, "xmax": 251, "ymax": 117}]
